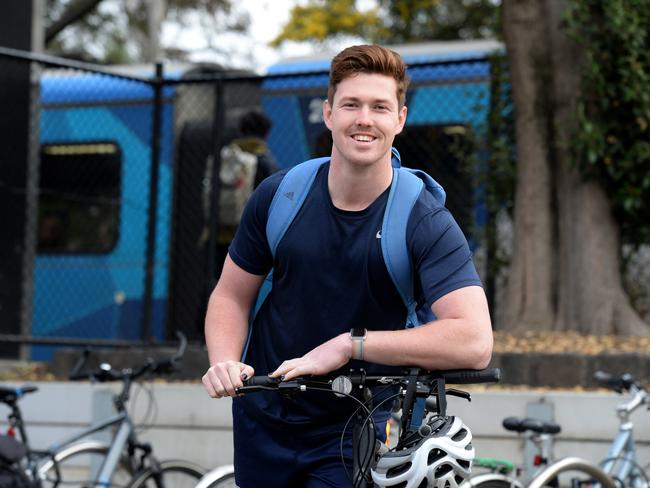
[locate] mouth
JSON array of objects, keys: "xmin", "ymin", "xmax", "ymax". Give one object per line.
[{"xmin": 350, "ymin": 134, "xmax": 376, "ymax": 143}]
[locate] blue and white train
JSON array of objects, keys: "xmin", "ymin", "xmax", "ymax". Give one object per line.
[{"xmin": 31, "ymin": 40, "xmax": 501, "ymax": 359}]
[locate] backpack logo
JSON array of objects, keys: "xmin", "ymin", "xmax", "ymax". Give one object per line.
[
  {"xmin": 376, "ymin": 230, "xmax": 382, "ymax": 239},
  {"xmin": 284, "ymin": 191, "xmax": 294, "ymax": 201}
]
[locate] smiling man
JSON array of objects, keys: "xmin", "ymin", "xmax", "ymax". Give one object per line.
[{"xmin": 202, "ymin": 44, "xmax": 493, "ymax": 487}]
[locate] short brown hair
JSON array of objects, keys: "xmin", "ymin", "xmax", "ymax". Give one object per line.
[{"xmin": 328, "ymin": 44, "xmax": 410, "ymax": 108}]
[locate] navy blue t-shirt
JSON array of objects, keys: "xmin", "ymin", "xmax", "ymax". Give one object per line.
[{"xmin": 229, "ymin": 163, "xmax": 482, "ymax": 428}]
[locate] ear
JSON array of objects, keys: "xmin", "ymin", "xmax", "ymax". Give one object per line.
[
  {"xmin": 323, "ymin": 99, "xmax": 333, "ymax": 130},
  {"xmin": 395, "ymin": 105, "xmax": 408, "ymax": 135}
]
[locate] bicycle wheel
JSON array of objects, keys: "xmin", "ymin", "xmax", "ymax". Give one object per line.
[
  {"xmin": 36, "ymin": 440, "xmax": 133, "ymax": 488},
  {"xmin": 461, "ymin": 473, "xmax": 523, "ymax": 488},
  {"xmin": 528, "ymin": 457, "xmax": 616, "ymax": 488},
  {"xmin": 128, "ymin": 459, "xmax": 205, "ymax": 488},
  {"xmin": 204, "ymin": 472, "xmax": 236, "ymax": 488},
  {"xmin": 195, "ymin": 465, "xmax": 236, "ymax": 488},
  {"xmin": 466, "ymin": 481, "xmax": 517, "ymax": 488}
]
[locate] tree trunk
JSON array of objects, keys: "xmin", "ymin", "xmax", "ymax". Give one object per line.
[
  {"xmin": 545, "ymin": 0, "xmax": 648, "ymax": 336},
  {"xmin": 499, "ymin": 0, "xmax": 555, "ymax": 331},
  {"xmin": 500, "ymin": 0, "xmax": 649, "ymax": 335}
]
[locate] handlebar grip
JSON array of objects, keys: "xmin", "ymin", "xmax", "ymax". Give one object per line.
[
  {"xmin": 243, "ymin": 376, "xmax": 282, "ymax": 388},
  {"xmin": 442, "ymin": 368, "xmax": 501, "ymax": 384}
]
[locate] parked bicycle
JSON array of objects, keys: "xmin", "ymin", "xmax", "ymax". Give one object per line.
[
  {"xmin": 463, "ymin": 370, "xmax": 650, "ymax": 488},
  {"xmin": 196, "ymin": 367, "xmax": 501, "ymax": 488},
  {"xmin": 594, "ymin": 371, "xmax": 650, "ymax": 488},
  {"xmin": 0, "ymin": 333, "xmax": 205, "ymax": 487},
  {"xmin": 465, "ymin": 416, "xmax": 561, "ymax": 488}
]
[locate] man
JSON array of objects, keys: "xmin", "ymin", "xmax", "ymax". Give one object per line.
[
  {"xmin": 235, "ymin": 108, "xmax": 279, "ymax": 188},
  {"xmin": 202, "ymin": 44, "xmax": 493, "ymax": 487}
]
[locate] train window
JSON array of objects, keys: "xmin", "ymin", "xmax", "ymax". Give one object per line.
[{"xmin": 37, "ymin": 142, "xmax": 121, "ymax": 254}]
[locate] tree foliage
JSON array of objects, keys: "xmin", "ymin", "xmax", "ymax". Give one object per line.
[
  {"xmin": 45, "ymin": 0, "xmax": 248, "ymax": 63},
  {"xmin": 565, "ymin": 1, "xmax": 650, "ymax": 245},
  {"xmin": 270, "ymin": 0, "xmax": 383, "ymax": 46},
  {"xmin": 272, "ymin": 0, "xmax": 500, "ymax": 46}
]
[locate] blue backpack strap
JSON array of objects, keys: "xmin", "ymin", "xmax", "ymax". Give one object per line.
[
  {"xmin": 266, "ymin": 157, "xmax": 330, "ymax": 255},
  {"xmin": 382, "ymin": 148, "xmax": 446, "ymax": 429},
  {"xmin": 381, "ymin": 168, "xmax": 424, "ymax": 328},
  {"xmin": 242, "ymin": 156, "xmax": 329, "ymax": 362}
]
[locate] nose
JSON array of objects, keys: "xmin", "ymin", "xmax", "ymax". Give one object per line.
[{"xmin": 355, "ymin": 105, "xmax": 373, "ymax": 127}]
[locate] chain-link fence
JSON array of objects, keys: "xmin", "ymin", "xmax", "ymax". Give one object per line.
[{"xmin": 0, "ymin": 47, "xmax": 495, "ymax": 360}]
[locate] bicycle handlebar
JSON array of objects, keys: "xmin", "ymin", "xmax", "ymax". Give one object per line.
[
  {"xmin": 594, "ymin": 371, "xmax": 637, "ymax": 393},
  {"xmin": 239, "ymin": 367, "xmax": 501, "ymax": 393},
  {"xmin": 68, "ymin": 332, "xmax": 187, "ymax": 383}
]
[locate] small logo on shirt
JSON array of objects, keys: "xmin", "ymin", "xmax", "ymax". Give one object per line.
[
  {"xmin": 284, "ymin": 191, "xmax": 294, "ymax": 201},
  {"xmin": 376, "ymin": 230, "xmax": 382, "ymax": 239}
]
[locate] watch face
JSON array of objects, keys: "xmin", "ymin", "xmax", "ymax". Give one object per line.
[{"xmin": 350, "ymin": 328, "xmax": 366, "ymax": 338}]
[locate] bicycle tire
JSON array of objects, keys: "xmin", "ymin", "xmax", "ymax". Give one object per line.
[
  {"xmin": 36, "ymin": 440, "xmax": 133, "ymax": 488},
  {"xmin": 127, "ymin": 459, "xmax": 205, "ymax": 488},
  {"xmin": 466, "ymin": 481, "xmax": 517, "ymax": 488},
  {"xmin": 461, "ymin": 473, "xmax": 523, "ymax": 488},
  {"xmin": 204, "ymin": 472, "xmax": 236, "ymax": 488},
  {"xmin": 528, "ymin": 457, "xmax": 616, "ymax": 488},
  {"xmin": 195, "ymin": 465, "xmax": 236, "ymax": 488}
]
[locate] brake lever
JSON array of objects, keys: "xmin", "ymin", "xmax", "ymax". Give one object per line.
[
  {"xmin": 446, "ymin": 388, "xmax": 471, "ymax": 402},
  {"xmin": 69, "ymin": 348, "xmax": 91, "ymax": 380}
]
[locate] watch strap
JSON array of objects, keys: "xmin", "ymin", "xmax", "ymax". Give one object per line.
[{"xmin": 350, "ymin": 328, "xmax": 367, "ymax": 360}]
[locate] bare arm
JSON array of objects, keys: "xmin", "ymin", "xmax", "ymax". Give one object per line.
[
  {"xmin": 202, "ymin": 255, "xmax": 265, "ymax": 398},
  {"xmin": 272, "ymin": 285, "xmax": 493, "ymax": 380}
]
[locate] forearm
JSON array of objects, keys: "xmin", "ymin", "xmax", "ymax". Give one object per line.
[
  {"xmin": 360, "ymin": 318, "xmax": 493, "ymax": 370},
  {"xmin": 204, "ymin": 289, "xmax": 250, "ymax": 366}
]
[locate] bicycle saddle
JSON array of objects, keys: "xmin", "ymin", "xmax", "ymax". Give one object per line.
[
  {"xmin": 0, "ymin": 385, "xmax": 38, "ymax": 405},
  {"xmin": 502, "ymin": 416, "xmax": 561, "ymax": 434}
]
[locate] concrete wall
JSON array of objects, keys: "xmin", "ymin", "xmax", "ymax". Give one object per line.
[{"xmin": 1, "ymin": 382, "xmax": 648, "ymax": 476}]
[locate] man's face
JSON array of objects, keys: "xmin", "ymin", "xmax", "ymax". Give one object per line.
[{"xmin": 323, "ymin": 73, "xmax": 407, "ymax": 168}]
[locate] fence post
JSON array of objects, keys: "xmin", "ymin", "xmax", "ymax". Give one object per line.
[
  {"xmin": 142, "ymin": 61, "xmax": 164, "ymax": 342},
  {"xmin": 0, "ymin": 0, "xmax": 44, "ymax": 359},
  {"xmin": 205, "ymin": 79, "xmax": 225, "ymax": 302}
]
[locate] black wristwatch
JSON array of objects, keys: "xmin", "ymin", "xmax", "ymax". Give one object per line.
[{"xmin": 349, "ymin": 328, "xmax": 367, "ymax": 360}]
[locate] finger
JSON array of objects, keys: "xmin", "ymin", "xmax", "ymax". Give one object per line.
[
  {"xmin": 212, "ymin": 361, "xmax": 242, "ymax": 396},
  {"xmin": 225, "ymin": 362, "xmax": 244, "ymax": 395},
  {"xmin": 281, "ymin": 363, "xmax": 312, "ymax": 381},
  {"xmin": 270, "ymin": 359, "xmax": 300, "ymax": 378},
  {"xmin": 240, "ymin": 364, "xmax": 255, "ymax": 382},
  {"xmin": 202, "ymin": 370, "xmax": 224, "ymax": 399}
]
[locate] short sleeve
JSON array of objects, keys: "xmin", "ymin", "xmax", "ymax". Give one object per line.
[
  {"xmin": 228, "ymin": 171, "xmax": 286, "ymax": 275},
  {"xmin": 409, "ymin": 205, "xmax": 483, "ymax": 307}
]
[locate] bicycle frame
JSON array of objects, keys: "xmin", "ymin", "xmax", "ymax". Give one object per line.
[
  {"xmin": 601, "ymin": 419, "xmax": 640, "ymax": 486},
  {"xmin": 32, "ymin": 411, "xmax": 134, "ymax": 484},
  {"xmin": 599, "ymin": 379, "xmax": 649, "ymax": 488}
]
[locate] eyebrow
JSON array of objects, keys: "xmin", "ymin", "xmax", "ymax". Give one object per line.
[{"xmin": 338, "ymin": 96, "xmax": 395, "ymax": 106}]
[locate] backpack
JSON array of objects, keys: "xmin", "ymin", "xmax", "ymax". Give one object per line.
[
  {"xmin": 219, "ymin": 143, "xmax": 258, "ymax": 227},
  {"xmin": 246, "ymin": 146, "xmax": 445, "ymax": 344},
  {"xmin": 245, "ymin": 147, "xmax": 446, "ymax": 428}
]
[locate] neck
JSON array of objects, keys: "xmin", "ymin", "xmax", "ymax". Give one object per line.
[{"xmin": 327, "ymin": 153, "xmax": 393, "ymax": 211}]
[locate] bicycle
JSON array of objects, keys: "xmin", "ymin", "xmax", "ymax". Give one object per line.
[
  {"xmin": 464, "ymin": 416, "xmax": 561, "ymax": 488},
  {"xmin": 463, "ymin": 370, "xmax": 650, "ymax": 488},
  {"xmin": 0, "ymin": 333, "xmax": 206, "ymax": 487},
  {"xmin": 593, "ymin": 371, "xmax": 650, "ymax": 488},
  {"xmin": 196, "ymin": 366, "xmax": 502, "ymax": 488}
]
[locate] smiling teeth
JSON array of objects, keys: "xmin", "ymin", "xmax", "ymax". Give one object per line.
[{"xmin": 353, "ymin": 135, "xmax": 374, "ymax": 142}]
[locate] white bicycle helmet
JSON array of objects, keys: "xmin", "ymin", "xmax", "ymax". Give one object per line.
[{"xmin": 371, "ymin": 416, "xmax": 475, "ymax": 488}]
